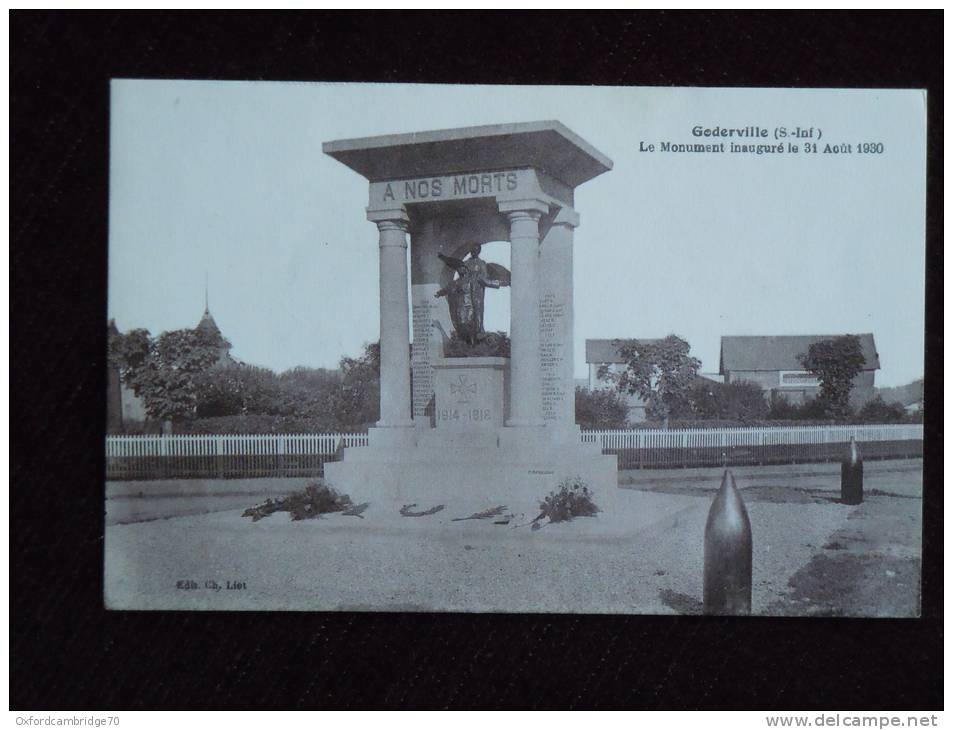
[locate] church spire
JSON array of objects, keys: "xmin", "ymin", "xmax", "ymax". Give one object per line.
[
  {"xmin": 196, "ymin": 271, "xmax": 221, "ymax": 338},
  {"xmin": 194, "ymin": 272, "xmax": 231, "ymax": 366}
]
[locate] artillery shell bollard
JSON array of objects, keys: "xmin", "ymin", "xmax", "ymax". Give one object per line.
[
  {"xmin": 841, "ymin": 438, "xmax": 864, "ymax": 505},
  {"xmin": 703, "ymin": 470, "xmax": 753, "ymax": 616}
]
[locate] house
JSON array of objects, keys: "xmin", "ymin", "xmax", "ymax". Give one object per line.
[
  {"xmin": 584, "ymin": 339, "xmax": 659, "ymax": 422},
  {"xmin": 719, "ymin": 334, "xmax": 880, "ymax": 406}
]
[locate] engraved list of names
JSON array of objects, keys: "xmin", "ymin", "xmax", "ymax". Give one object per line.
[{"xmin": 538, "ymin": 291, "xmax": 568, "ymax": 423}]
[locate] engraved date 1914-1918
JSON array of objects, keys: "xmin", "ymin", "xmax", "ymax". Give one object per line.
[{"xmin": 176, "ymin": 579, "xmax": 247, "ymax": 591}]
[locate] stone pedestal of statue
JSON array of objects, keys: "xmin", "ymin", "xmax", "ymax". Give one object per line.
[
  {"xmin": 325, "ymin": 356, "xmax": 617, "ymax": 517},
  {"xmin": 432, "ymin": 357, "xmax": 509, "ymax": 432}
]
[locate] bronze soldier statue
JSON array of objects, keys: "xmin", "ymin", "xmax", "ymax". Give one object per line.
[{"xmin": 434, "ymin": 243, "xmax": 511, "ymax": 345}]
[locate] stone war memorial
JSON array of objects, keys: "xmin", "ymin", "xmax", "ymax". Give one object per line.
[
  {"xmin": 104, "ymin": 85, "xmax": 926, "ymax": 619},
  {"xmin": 323, "ymin": 121, "xmax": 618, "ymax": 514}
]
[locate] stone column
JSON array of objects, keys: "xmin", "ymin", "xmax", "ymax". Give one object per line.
[
  {"xmin": 539, "ymin": 207, "xmax": 579, "ymax": 431},
  {"xmin": 499, "ymin": 199, "xmax": 550, "ymax": 427},
  {"xmin": 369, "ymin": 209, "xmax": 413, "ymax": 428}
]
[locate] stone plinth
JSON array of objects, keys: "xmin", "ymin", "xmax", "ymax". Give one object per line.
[
  {"xmin": 324, "ymin": 426, "xmax": 618, "ymax": 518},
  {"xmin": 432, "ymin": 357, "xmax": 509, "ymax": 431}
]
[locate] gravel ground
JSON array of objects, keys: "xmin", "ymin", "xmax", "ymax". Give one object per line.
[
  {"xmin": 105, "ymin": 477, "xmax": 313, "ymax": 526},
  {"xmin": 765, "ymin": 490, "xmax": 922, "ymax": 617},
  {"xmin": 104, "ymin": 460, "xmax": 922, "ymax": 616}
]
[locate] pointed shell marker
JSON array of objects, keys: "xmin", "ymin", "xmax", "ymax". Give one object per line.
[
  {"xmin": 840, "ymin": 438, "xmax": 864, "ymax": 505},
  {"xmin": 703, "ymin": 470, "xmax": 753, "ymax": 616}
]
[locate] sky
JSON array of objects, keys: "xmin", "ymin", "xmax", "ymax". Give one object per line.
[{"xmin": 108, "ymin": 81, "xmax": 927, "ymax": 387}]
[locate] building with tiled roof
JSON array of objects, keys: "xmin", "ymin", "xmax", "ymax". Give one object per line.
[{"xmin": 719, "ymin": 334, "xmax": 879, "ymax": 406}]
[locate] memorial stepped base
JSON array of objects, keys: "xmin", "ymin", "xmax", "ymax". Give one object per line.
[{"xmin": 323, "ymin": 426, "xmax": 618, "ymax": 518}]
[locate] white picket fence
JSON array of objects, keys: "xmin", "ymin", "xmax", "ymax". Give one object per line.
[
  {"xmin": 105, "ymin": 423, "xmax": 923, "ymax": 479},
  {"xmin": 105, "ymin": 432, "xmax": 369, "ymax": 480},
  {"xmin": 581, "ymin": 423, "xmax": 923, "ymax": 450},
  {"xmin": 106, "ymin": 432, "xmax": 369, "ymax": 460},
  {"xmin": 582, "ymin": 423, "xmax": 924, "ymax": 469}
]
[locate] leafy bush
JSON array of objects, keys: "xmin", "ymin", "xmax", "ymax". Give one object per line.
[
  {"xmin": 685, "ymin": 380, "xmax": 768, "ymax": 423},
  {"xmin": 179, "ymin": 414, "xmax": 365, "ymax": 434},
  {"xmin": 765, "ymin": 394, "xmax": 800, "ymax": 421},
  {"xmin": 536, "ymin": 478, "xmax": 600, "ymax": 525},
  {"xmin": 444, "ymin": 331, "xmax": 510, "ymax": 358},
  {"xmin": 328, "ymin": 342, "xmax": 380, "ymax": 428},
  {"xmin": 112, "ymin": 419, "xmax": 164, "ymax": 435},
  {"xmin": 767, "ymin": 393, "xmax": 852, "ymax": 423},
  {"xmin": 575, "ymin": 387, "xmax": 629, "ymax": 429},
  {"xmin": 618, "ymin": 418, "xmax": 854, "ymax": 429},
  {"xmin": 243, "ymin": 483, "xmax": 356, "ymax": 521},
  {"xmin": 195, "ymin": 364, "xmax": 282, "ymax": 418},
  {"xmin": 856, "ymin": 396, "xmax": 908, "ymax": 424}
]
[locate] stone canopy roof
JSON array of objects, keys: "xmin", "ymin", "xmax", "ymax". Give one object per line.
[
  {"xmin": 323, "ymin": 121, "xmax": 614, "ymax": 188},
  {"xmin": 719, "ymin": 334, "xmax": 880, "ymax": 374}
]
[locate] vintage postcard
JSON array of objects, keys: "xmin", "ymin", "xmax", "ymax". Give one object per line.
[{"xmin": 105, "ymin": 81, "xmax": 926, "ymax": 615}]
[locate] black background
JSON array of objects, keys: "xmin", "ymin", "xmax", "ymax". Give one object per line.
[{"xmin": 10, "ymin": 11, "xmax": 943, "ymax": 710}]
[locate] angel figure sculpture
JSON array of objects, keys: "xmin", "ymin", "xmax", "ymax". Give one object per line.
[{"xmin": 434, "ymin": 243, "xmax": 511, "ymax": 345}]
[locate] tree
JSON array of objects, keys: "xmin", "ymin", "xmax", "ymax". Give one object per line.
[
  {"xmin": 856, "ymin": 395, "xmax": 907, "ymax": 424},
  {"xmin": 325, "ymin": 342, "xmax": 381, "ymax": 429},
  {"xmin": 274, "ymin": 366, "xmax": 342, "ymax": 421},
  {"xmin": 574, "ymin": 387, "xmax": 629, "ymax": 429},
  {"xmin": 689, "ymin": 380, "xmax": 768, "ymax": 423},
  {"xmin": 598, "ymin": 335, "xmax": 701, "ymax": 423},
  {"xmin": 278, "ymin": 365, "xmax": 341, "ymax": 391},
  {"xmin": 797, "ymin": 335, "xmax": 866, "ymax": 418},
  {"xmin": 122, "ymin": 328, "xmax": 228, "ymax": 422},
  {"xmin": 195, "ymin": 364, "xmax": 282, "ymax": 418},
  {"xmin": 107, "ymin": 326, "xmax": 152, "ymax": 379}
]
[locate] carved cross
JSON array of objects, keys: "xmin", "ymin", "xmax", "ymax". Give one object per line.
[{"xmin": 450, "ymin": 375, "xmax": 478, "ymax": 404}]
